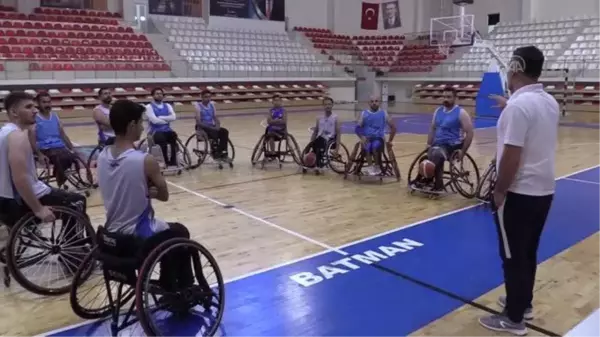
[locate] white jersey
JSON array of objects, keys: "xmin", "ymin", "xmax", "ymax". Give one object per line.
[
  {"xmin": 0, "ymin": 123, "xmax": 51, "ymax": 199},
  {"xmin": 95, "ymin": 105, "xmax": 115, "ymax": 139},
  {"xmin": 317, "ymin": 113, "xmax": 337, "ymax": 140}
]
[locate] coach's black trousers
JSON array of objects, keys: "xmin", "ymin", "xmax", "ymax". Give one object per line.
[{"xmin": 493, "ymin": 191, "xmax": 553, "ymax": 323}]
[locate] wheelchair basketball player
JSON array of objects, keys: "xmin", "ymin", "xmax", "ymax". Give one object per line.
[
  {"xmin": 0, "ymin": 92, "xmax": 87, "ymax": 266},
  {"xmin": 144, "ymin": 87, "xmax": 179, "ymax": 168},
  {"xmin": 354, "ymin": 95, "xmax": 396, "ymax": 176},
  {"xmin": 96, "ymin": 99, "xmax": 193, "ymax": 292},
  {"xmin": 265, "ymin": 94, "xmax": 287, "ymax": 156},
  {"xmin": 308, "ymin": 97, "xmax": 340, "ymax": 170},
  {"xmin": 194, "ymin": 89, "xmax": 231, "ymax": 160},
  {"xmin": 412, "ymin": 87, "xmax": 474, "ymax": 192},
  {"xmin": 29, "ymin": 91, "xmax": 78, "ymax": 188},
  {"xmin": 92, "ymin": 88, "xmax": 115, "ymax": 146}
]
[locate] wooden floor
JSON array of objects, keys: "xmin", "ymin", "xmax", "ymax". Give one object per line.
[{"xmin": 0, "ymin": 104, "xmax": 598, "ymax": 336}]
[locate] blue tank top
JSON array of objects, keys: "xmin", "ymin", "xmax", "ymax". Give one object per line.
[
  {"xmin": 35, "ymin": 112, "xmax": 64, "ymax": 150},
  {"xmin": 148, "ymin": 103, "xmax": 172, "ymax": 133},
  {"xmin": 196, "ymin": 102, "xmax": 216, "ymax": 126},
  {"xmin": 269, "ymin": 107, "xmax": 285, "ymax": 131},
  {"xmin": 361, "ymin": 109, "xmax": 387, "ymax": 138},
  {"xmin": 433, "ymin": 105, "xmax": 462, "ymax": 146},
  {"xmin": 97, "ymin": 147, "xmax": 169, "ymax": 237}
]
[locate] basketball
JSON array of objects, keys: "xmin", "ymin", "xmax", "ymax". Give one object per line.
[
  {"xmin": 419, "ymin": 159, "xmax": 436, "ymax": 178},
  {"xmin": 303, "ymin": 152, "xmax": 317, "ymax": 167}
]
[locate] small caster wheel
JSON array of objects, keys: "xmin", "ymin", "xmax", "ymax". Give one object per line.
[
  {"xmin": 92, "ymin": 183, "xmax": 98, "ymax": 188},
  {"xmin": 218, "ymin": 164, "xmax": 223, "ymax": 170},
  {"xmin": 229, "ymin": 162, "xmax": 233, "ymax": 168},
  {"xmin": 315, "ymin": 170, "xmax": 320, "ymax": 176},
  {"xmin": 84, "ymin": 191, "xmax": 90, "ymax": 197},
  {"xmin": 302, "ymin": 168, "xmax": 307, "ymax": 174},
  {"xmin": 177, "ymin": 170, "xmax": 182, "ymax": 175},
  {"xmin": 62, "ymin": 185, "xmax": 69, "ymax": 191}
]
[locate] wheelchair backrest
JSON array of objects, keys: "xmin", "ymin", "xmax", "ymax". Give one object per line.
[{"xmin": 97, "ymin": 226, "xmax": 139, "ymax": 258}]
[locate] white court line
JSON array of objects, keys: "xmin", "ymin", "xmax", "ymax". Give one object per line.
[
  {"xmin": 562, "ymin": 177, "xmax": 600, "ymax": 186},
  {"xmin": 170, "ymin": 163, "xmax": 600, "ymax": 283}
]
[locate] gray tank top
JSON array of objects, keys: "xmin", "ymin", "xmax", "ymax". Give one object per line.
[
  {"xmin": 96, "ymin": 147, "xmax": 168, "ymax": 237},
  {"xmin": 0, "ymin": 123, "xmax": 51, "ymax": 199},
  {"xmin": 317, "ymin": 113, "xmax": 337, "ymax": 140},
  {"xmin": 95, "ymin": 105, "xmax": 115, "ymax": 138}
]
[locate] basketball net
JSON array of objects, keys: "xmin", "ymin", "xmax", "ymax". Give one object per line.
[{"xmin": 437, "ymin": 43, "xmax": 451, "ymax": 56}]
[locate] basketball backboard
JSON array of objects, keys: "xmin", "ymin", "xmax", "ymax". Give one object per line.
[{"xmin": 429, "ymin": 14, "xmax": 475, "ymax": 48}]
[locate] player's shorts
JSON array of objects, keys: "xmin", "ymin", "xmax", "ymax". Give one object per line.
[{"xmin": 363, "ymin": 137, "xmax": 383, "ymax": 153}]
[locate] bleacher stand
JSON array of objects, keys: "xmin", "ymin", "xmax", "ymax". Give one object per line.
[
  {"xmin": 0, "ymin": 6, "xmax": 171, "ymax": 80},
  {"xmin": 153, "ymin": 15, "xmax": 340, "ymax": 77}
]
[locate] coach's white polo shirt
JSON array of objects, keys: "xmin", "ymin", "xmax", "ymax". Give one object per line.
[{"xmin": 496, "ymin": 83, "xmax": 559, "ymax": 196}]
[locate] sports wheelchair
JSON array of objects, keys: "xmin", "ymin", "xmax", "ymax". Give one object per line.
[
  {"xmin": 407, "ymin": 148, "xmax": 481, "ymax": 199},
  {"xmin": 344, "ymin": 140, "xmax": 401, "ymax": 183},
  {"xmin": 184, "ymin": 129, "xmax": 235, "ymax": 170},
  {"xmin": 476, "ymin": 159, "xmax": 496, "ymax": 203},
  {"xmin": 36, "ymin": 149, "xmax": 97, "ymax": 197},
  {"xmin": 69, "ymin": 226, "xmax": 225, "ymax": 336},
  {"xmin": 137, "ymin": 133, "xmax": 193, "ymax": 175},
  {"xmin": 0, "ymin": 206, "xmax": 96, "ymax": 295},
  {"xmin": 250, "ymin": 128, "xmax": 302, "ymax": 169},
  {"xmin": 300, "ymin": 129, "xmax": 350, "ymax": 175}
]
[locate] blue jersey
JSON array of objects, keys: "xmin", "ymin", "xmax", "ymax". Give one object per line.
[
  {"xmin": 35, "ymin": 112, "xmax": 65, "ymax": 150},
  {"xmin": 269, "ymin": 107, "xmax": 285, "ymax": 131},
  {"xmin": 433, "ymin": 105, "xmax": 462, "ymax": 146},
  {"xmin": 196, "ymin": 101, "xmax": 216, "ymax": 126},
  {"xmin": 148, "ymin": 103, "xmax": 172, "ymax": 133},
  {"xmin": 360, "ymin": 109, "xmax": 387, "ymax": 139}
]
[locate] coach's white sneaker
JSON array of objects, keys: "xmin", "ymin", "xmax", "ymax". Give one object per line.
[{"xmin": 498, "ymin": 296, "xmax": 534, "ymax": 320}]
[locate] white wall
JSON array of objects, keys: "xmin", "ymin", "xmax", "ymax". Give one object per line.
[
  {"xmin": 208, "ymin": 15, "xmax": 284, "ymax": 31},
  {"xmin": 454, "ymin": 0, "xmax": 522, "ymax": 34},
  {"xmin": 286, "ymin": 0, "xmax": 329, "ymax": 30},
  {"xmin": 333, "ymin": 0, "xmax": 421, "ymax": 36},
  {"xmin": 529, "ymin": 0, "xmax": 599, "ymax": 20}
]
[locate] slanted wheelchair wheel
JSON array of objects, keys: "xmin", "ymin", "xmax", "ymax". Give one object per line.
[
  {"xmin": 285, "ymin": 134, "xmax": 302, "ymax": 166},
  {"xmin": 449, "ymin": 152, "xmax": 481, "ymax": 199},
  {"xmin": 70, "ymin": 248, "xmax": 136, "ymax": 320},
  {"xmin": 6, "ymin": 206, "xmax": 96, "ymax": 295},
  {"xmin": 86, "ymin": 144, "xmax": 104, "ymax": 172},
  {"xmin": 65, "ymin": 154, "xmax": 97, "ymax": 192},
  {"xmin": 136, "ymin": 238, "xmax": 225, "ymax": 337},
  {"xmin": 176, "ymin": 137, "xmax": 193, "ymax": 170},
  {"xmin": 326, "ymin": 142, "xmax": 350, "ymax": 174},
  {"xmin": 406, "ymin": 149, "xmax": 428, "ymax": 186},
  {"xmin": 476, "ymin": 163, "xmax": 496, "ymax": 202},
  {"xmin": 185, "ymin": 133, "xmax": 209, "ymax": 169},
  {"xmin": 250, "ymin": 134, "xmax": 266, "ymax": 166}
]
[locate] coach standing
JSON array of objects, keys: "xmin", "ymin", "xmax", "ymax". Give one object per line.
[{"xmin": 479, "ymin": 46, "xmax": 559, "ymax": 336}]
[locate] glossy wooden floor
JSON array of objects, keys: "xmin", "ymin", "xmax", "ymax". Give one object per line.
[{"xmin": 0, "ymin": 104, "xmax": 598, "ymax": 336}]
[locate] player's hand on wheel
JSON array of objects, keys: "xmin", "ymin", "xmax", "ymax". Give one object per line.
[{"xmin": 35, "ymin": 206, "xmax": 56, "ymax": 223}]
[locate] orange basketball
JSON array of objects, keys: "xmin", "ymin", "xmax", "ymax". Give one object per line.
[
  {"xmin": 303, "ymin": 152, "xmax": 317, "ymax": 167},
  {"xmin": 419, "ymin": 159, "xmax": 435, "ymax": 178}
]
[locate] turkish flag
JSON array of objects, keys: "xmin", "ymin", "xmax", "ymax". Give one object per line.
[{"xmin": 361, "ymin": 2, "xmax": 379, "ymax": 30}]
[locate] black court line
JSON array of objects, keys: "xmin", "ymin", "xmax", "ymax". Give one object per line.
[{"xmin": 366, "ymin": 262, "xmax": 560, "ymax": 336}]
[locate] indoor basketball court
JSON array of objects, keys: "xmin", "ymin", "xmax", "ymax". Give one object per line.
[{"xmin": 0, "ymin": 0, "xmax": 598, "ymax": 336}]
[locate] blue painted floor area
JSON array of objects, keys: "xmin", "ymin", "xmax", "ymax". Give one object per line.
[
  {"xmin": 341, "ymin": 115, "xmax": 497, "ymax": 135},
  {"xmin": 47, "ymin": 167, "xmax": 599, "ymax": 337}
]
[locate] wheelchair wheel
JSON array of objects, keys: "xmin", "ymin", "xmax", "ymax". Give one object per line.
[
  {"xmin": 406, "ymin": 149, "xmax": 428, "ymax": 185},
  {"xmin": 70, "ymin": 248, "xmax": 136, "ymax": 319},
  {"xmin": 476, "ymin": 163, "xmax": 496, "ymax": 202},
  {"xmin": 250, "ymin": 134, "xmax": 266, "ymax": 166},
  {"xmin": 449, "ymin": 152, "xmax": 481, "ymax": 199},
  {"xmin": 176, "ymin": 137, "xmax": 193, "ymax": 170},
  {"xmin": 326, "ymin": 141, "xmax": 350, "ymax": 174},
  {"xmin": 6, "ymin": 206, "xmax": 96, "ymax": 295},
  {"xmin": 86, "ymin": 144, "xmax": 104, "ymax": 171},
  {"xmin": 136, "ymin": 238, "xmax": 225, "ymax": 337},
  {"xmin": 65, "ymin": 154, "xmax": 97, "ymax": 191},
  {"xmin": 184, "ymin": 133, "xmax": 208, "ymax": 169},
  {"xmin": 277, "ymin": 134, "xmax": 301, "ymax": 165},
  {"xmin": 385, "ymin": 143, "xmax": 401, "ymax": 181}
]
